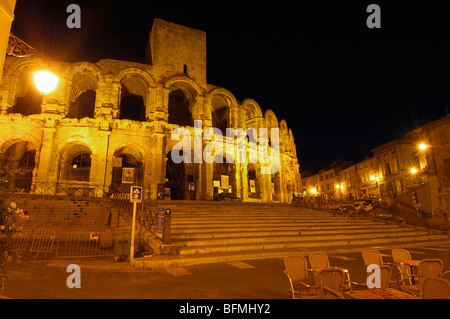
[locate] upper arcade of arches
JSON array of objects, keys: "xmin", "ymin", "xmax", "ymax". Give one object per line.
[{"xmin": 0, "ymin": 47, "xmax": 292, "ymax": 145}]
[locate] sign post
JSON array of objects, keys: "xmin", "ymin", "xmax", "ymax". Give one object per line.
[{"xmin": 129, "ymin": 186, "xmax": 142, "ymax": 260}]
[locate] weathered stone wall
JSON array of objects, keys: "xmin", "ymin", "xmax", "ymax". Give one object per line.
[{"xmin": 0, "ymin": 18, "xmax": 300, "ymax": 203}]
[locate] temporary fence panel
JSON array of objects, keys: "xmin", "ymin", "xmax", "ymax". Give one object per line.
[
  {"xmin": 55, "ymin": 231, "xmax": 114, "ymax": 258},
  {"xmin": 8, "ymin": 231, "xmax": 33, "ymax": 255},
  {"xmin": 30, "ymin": 229, "xmax": 56, "ymax": 259}
]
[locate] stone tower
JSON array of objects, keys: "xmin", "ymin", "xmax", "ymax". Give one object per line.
[{"xmin": 146, "ymin": 18, "xmax": 207, "ymax": 86}]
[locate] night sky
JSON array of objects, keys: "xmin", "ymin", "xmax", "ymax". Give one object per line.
[{"xmin": 10, "ymin": 0, "xmax": 450, "ymax": 171}]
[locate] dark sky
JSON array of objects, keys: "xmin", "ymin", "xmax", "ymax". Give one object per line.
[{"xmin": 10, "ymin": 0, "xmax": 450, "ymax": 171}]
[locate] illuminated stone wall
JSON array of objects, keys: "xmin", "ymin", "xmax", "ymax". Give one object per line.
[{"xmin": 0, "ymin": 18, "xmax": 300, "ymax": 203}]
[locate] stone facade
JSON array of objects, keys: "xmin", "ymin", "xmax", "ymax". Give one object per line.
[{"xmin": 0, "ymin": 18, "xmax": 300, "ymax": 203}]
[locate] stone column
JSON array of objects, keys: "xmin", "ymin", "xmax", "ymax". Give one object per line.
[
  {"xmin": 34, "ymin": 123, "xmax": 57, "ymax": 194},
  {"xmin": 149, "ymin": 133, "xmax": 166, "ymax": 200}
]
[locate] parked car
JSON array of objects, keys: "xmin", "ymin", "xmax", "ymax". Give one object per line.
[{"xmin": 213, "ymin": 193, "xmax": 242, "ymax": 202}]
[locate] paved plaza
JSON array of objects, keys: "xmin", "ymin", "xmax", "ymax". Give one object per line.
[{"xmin": 2, "ymin": 240, "xmax": 450, "ymax": 300}]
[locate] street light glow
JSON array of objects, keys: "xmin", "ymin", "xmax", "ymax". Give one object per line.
[
  {"xmin": 410, "ymin": 168, "xmax": 418, "ymax": 174},
  {"xmin": 418, "ymin": 143, "xmax": 428, "ymax": 151},
  {"xmin": 33, "ymin": 70, "xmax": 59, "ymax": 95}
]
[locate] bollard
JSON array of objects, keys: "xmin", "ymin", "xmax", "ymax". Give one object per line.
[{"xmin": 162, "ymin": 209, "xmax": 172, "ymax": 244}]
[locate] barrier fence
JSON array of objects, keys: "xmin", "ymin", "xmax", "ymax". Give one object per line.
[{"xmin": 8, "ymin": 229, "xmax": 115, "ymax": 259}]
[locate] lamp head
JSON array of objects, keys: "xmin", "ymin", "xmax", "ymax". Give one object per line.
[{"xmin": 33, "ymin": 70, "xmax": 59, "ymax": 95}]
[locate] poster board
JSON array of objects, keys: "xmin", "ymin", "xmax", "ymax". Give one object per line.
[
  {"xmin": 122, "ymin": 167, "xmax": 134, "ymax": 183},
  {"xmin": 221, "ymin": 175, "xmax": 229, "ymax": 189},
  {"xmin": 250, "ymin": 180, "xmax": 256, "ymax": 193}
]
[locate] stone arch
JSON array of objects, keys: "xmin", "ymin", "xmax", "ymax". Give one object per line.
[
  {"xmin": 64, "ymin": 61, "xmax": 102, "ymax": 81},
  {"xmin": 0, "ymin": 133, "xmax": 41, "ymax": 155},
  {"xmin": 115, "ymin": 68, "xmax": 154, "ymax": 122},
  {"xmin": 0, "ymin": 138, "xmax": 39, "ymax": 192},
  {"xmin": 163, "ymin": 75, "xmax": 203, "ymax": 96},
  {"xmin": 111, "ymin": 144, "xmax": 145, "ymax": 193},
  {"xmin": 264, "ymin": 109, "xmax": 279, "ymax": 129},
  {"xmin": 3, "ymin": 58, "xmax": 47, "ymax": 115},
  {"xmin": 57, "ymin": 142, "xmax": 93, "ymax": 182},
  {"xmin": 165, "ymin": 76, "xmax": 202, "ymax": 127},
  {"xmin": 242, "ymin": 99, "xmax": 263, "ymax": 121},
  {"xmin": 66, "ymin": 64, "xmax": 100, "ymax": 119},
  {"xmin": 279, "ymin": 120, "xmax": 289, "ymax": 151},
  {"xmin": 209, "ymin": 88, "xmax": 237, "ymax": 132}
]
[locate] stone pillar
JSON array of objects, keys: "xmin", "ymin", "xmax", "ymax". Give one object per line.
[
  {"xmin": 91, "ymin": 130, "xmax": 110, "ymax": 196},
  {"xmin": 241, "ymin": 163, "xmax": 249, "ymax": 201},
  {"xmin": 34, "ymin": 124, "xmax": 57, "ymax": 194},
  {"xmin": 149, "ymin": 133, "xmax": 165, "ymax": 200}
]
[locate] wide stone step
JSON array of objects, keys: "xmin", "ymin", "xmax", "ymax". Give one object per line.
[
  {"xmin": 171, "ymin": 223, "xmax": 399, "ymax": 234},
  {"xmin": 171, "ymin": 226, "xmax": 417, "ymax": 239},
  {"xmin": 170, "ymin": 219, "xmax": 388, "ymax": 228},
  {"xmin": 174, "ymin": 229, "xmax": 431, "ymax": 247},
  {"xmin": 177, "ymin": 233, "xmax": 450, "ymax": 255},
  {"xmin": 171, "ymin": 214, "xmax": 345, "ymax": 222}
]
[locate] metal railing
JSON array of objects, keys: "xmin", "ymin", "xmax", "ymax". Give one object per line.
[
  {"xmin": 3, "ymin": 181, "xmax": 132, "ymax": 198},
  {"xmin": 8, "ymin": 229, "xmax": 115, "ymax": 259}
]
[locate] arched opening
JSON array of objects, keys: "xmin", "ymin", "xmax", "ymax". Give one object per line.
[
  {"xmin": 119, "ymin": 76, "xmax": 147, "ymax": 121},
  {"xmin": 211, "ymin": 95, "xmax": 231, "ymax": 133},
  {"xmin": 119, "ymin": 87, "xmax": 145, "ymax": 121},
  {"xmin": 68, "ymin": 70, "xmax": 98, "ymax": 119},
  {"xmin": 167, "ymin": 82, "xmax": 197, "ymax": 127},
  {"xmin": 67, "ymin": 90, "xmax": 96, "ymax": 119},
  {"xmin": 212, "ymin": 107, "xmax": 229, "ymax": 133},
  {"xmin": 213, "ymin": 157, "xmax": 235, "ymax": 197},
  {"xmin": 168, "ymin": 89, "xmax": 193, "ymax": 126},
  {"xmin": 67, "ymin": 153, "xmax": 91, "ymax": 182},
  {"xmin": 272, "ymin": 172, "xmax": 281, "ymax": 201},
  {"xmin": 247, "ymin": 163, "xmax": 259, "ymax": 198},
  {"xmin": 0, "ymin": 141, "xmax": 36, "ymax": 192},
  {"xmin": 111, "ymin": 147, "xmax": 143, "ymax": 194},
  {"xmin": 165, "ymin": 152, "xmax": 185, "ymax": 200},
  {"xmin": 7, "ymin": 67, "xmax": 43, "ymax": 116},
  {"xmin": 59, "ymin": 144, "xmax": 92, "ymax": 183}
]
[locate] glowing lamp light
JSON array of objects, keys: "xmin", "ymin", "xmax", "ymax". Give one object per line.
[
  {"xmin": 410, "ymin": 168, "xmax": 418, "ymax": 174},
  {"xmin": 370, "ymin": 175, "xmax": 376, "ymax": 181},
  {"xmin": 335, "ymin": 184, "xmax": 340, "ymax": 189},
  {"xmin": 33, "ymin": 70, "xmax": 59, "ymax": 95},
  {"xmin": 418, "ymin": 143, "xmax": 428, "ymax": 151}
]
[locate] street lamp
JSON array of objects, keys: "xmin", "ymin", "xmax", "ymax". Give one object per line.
[
  {"xmin": 410, "ymin": 168, "xmax": 418, "ymax": 174},
  {"xmin": 33, "ymin": 70, "xmax": 59, "ymax": 95},
  {"xmin": 418, "ymin": 143, "xmax": 429, "ymax": 151}
]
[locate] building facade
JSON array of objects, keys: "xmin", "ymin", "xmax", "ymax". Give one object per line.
[
  {"xmin": 404, "ymin": 114, "xmax": 450, "ymax": 216},
  {"xmin": 299, "ymin": 161, "xmax": 351, "ymax": 200},
  {"xmin": 371, "ymin": 139, "xmax": 420, "ymax": 199},
  {"xmin": 0, "ymin": 18, "xmax": 300, "ymax": 203},
  {"xmin": 300, "ymin": 113, "xmax": 450, "ymax": 220}
]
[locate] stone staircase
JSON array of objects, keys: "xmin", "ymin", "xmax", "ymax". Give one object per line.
[
  {"xmin": 133, "ymin": 201, "xmax": 450, "ymax": 268},
  {"xmin": 10, "ymin": 194, "xmax": 117, "ymax": 230}
]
